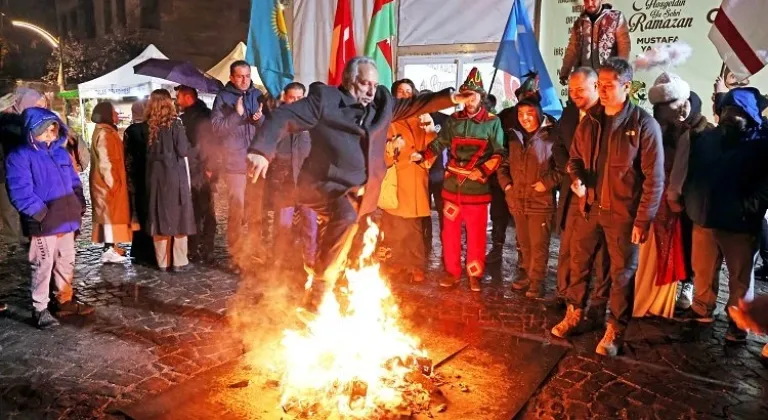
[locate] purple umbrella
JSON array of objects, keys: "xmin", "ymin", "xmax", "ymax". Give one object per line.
[{"xmin": 133, "ymin": 59, "xmax": 224, "ymax": 94}]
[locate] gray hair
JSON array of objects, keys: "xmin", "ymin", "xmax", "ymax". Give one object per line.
[
  {"xmin": 342, "ymin": 56, "xmax": 377, "ymax": 89},
  {"xmin": 571, "ymin": 67, "xmax": 598, "ymax": 81}
]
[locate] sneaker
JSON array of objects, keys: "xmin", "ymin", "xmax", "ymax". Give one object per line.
[
  {"xmin": 439, "ymin": 274, "xmax": 460, "ymax": 288},
  {"xmin": 101, "ymin": 248, "xmax": 128, "ymax": 264},
  {"xmin": 675, "ymin": 307, "xmax": 714, "ymax": 323},
  {"xmin": 469, "ymin": 276, "xmax": 481, "ymax": 292},
  {"xmin": 596, "ymin": 324, "xmax": 623, "ymax": 357},
  {"xmin": 511, "ymin": 277, "xmax": 530, "ymax": 291},
  {"xmin": 551, "ymin": 305, "xmax": 583, "ymax": 338},
  {"xmin": 525, "ymin": 282, "xmax": 543, "ymax": 298},
  {"xmin": 411, "ymin": 269, "xmax": 425, "ymax": 283},
  {"xmin": 725, "ymin": 322, "xmax": 748, "ymax": 344},
  {"xmin": 676, "ymin": 282, "xmax": 693, "ymax": 310},
  {"xmin": 53, "ymin": 299, "xmax": 95, "ymax": 317},
  {"xmin": 34, "ymin": 309, "xmax": 60, "ymax": 329},
  {"xmin": 485, "ymin": 246, "xmax": 503, "ymax": 264}
]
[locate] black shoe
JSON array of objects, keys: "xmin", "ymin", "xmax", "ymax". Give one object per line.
[
  {"xmin": 725, "ymin": 322, "xmax": 748, "ymax": 344},
  {"xmin": 486, "ymin": 246, "xmax": 503, "ymax": 264},
  {"xmin": 34, "ymin": 309, "xmax": 60, "ymax": 329},
  {"xmin": 53, "ymin": 299, "xmax": 95, "ymax": 317},
  {"xmin": 675, "ymin": 307, "xmax": 714, "ymax": 323},
  {"xmin": 755, "ymin": 264, "xmax": 768, "ymax": 281},
  {"xmin": 173, "ymin": 264, "xmax": 193, "ymax": 273}
]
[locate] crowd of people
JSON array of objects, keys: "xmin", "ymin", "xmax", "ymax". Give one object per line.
[{"xmin": 1, "ymin": 0, "xmax": 767, "ymax": 361}]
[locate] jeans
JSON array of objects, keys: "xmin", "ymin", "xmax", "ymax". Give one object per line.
[
  {"xmin": 274, "ymin": 205, "xmax": 318, "ymax": 266},
  {"xmin": 566, "ymin": 208, "xmax": 638, "ymax": 333},
  {"xmin": 300, "ymin": 188, "xmax": 360, "ymax": 284},
  {"xmin": 225, "ymin": 173, "xmax": 265, "ymax": 263},
  {"xmin": 691, "ymin": 224, "xmax": 757, "ymax": 317},
  {"xmin": 29, "ymin": 233, "xmax": 75, "ymax": 312},
  {"xmin": 557, "ymin": 205, "xmax": 611, "ymax": 314}
]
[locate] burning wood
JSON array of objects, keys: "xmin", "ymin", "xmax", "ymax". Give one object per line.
[{"xmin": 274, "ymin": 220, "xmax": 452, "ymax": 418}]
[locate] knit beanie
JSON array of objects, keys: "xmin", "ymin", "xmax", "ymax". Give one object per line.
[{"xmin": 648, "ymin": 72, "xmax": 690, "ymax": 105}]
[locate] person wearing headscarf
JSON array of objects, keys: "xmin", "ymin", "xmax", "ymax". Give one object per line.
[
  {"xmin": 378, "ymin": 79, "xmax": 437, "ymax": 283},
  {"xmin": 89, "ymin": 101, "xmax": 132, "ymax": 264},
  {"xmin": 678, "ymin": 87, "xmax": 768, "ymax": 345},
  {"xmin": 633, "ymin": 73, "xmax": 712, "ymax": 319},
  {"xmin": 0, "ymin": 87, "xmax": 47, "ymax": 250},
  {"xmin": 123, "ymin": 100, "xmax": 155, "ymax": 264}
]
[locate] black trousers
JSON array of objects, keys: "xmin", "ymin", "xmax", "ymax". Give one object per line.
[
  {"xmin": 566, "ymin": 207, "xmax": 638, "ymax": 333},
  {"xmin": 512, "ymin": 213, "xmax": 552, "ymax": 285},
  {"xmin": 189, "ymin": 182, "xmax": 217, "ymax": 259},
  {"xmin": 381, "ymin": 212, "xmax": 426, "ymax": 271},
  {"xmin": 424, "ymin": 180, "xmax": 444, "ymax": 255},
  {"xmin": 490, "ymin": 178, "xmax": 511, "ymax": 248},
  {"xmin": 760, "ymin": 218, "xmax": 768, "ymax": 263},
  {"xmin": 557, "ymin": 205, "xmax": 611, "ymax": 315},
  {"xmin": 302, "ymin": 188, "xmax": 359, "ymax": 283}
]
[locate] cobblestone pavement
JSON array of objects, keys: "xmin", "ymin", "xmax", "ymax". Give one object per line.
[{"xmin": 1, "ymin": 181, "xmax": 767, "ymax": 419}]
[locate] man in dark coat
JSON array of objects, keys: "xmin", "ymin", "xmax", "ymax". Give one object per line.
[
  {"xmin": 267, "ymin": 82, "xmax": 317, "ymax": 269},
  {"xmin": 211, "ymin": 60, "xmax": 266, "ymax": 272},
  {"xmin": 177, "ymin": 85, "xmax": 217, "ymax": 264},
  {"xmin": 552, "ymin": 67, "xmax": 611, "ymax": 317},
  {"xmin": 552, "ymin": 58, "xmax": 664, "ymax": 357},
  {"xmin": 680, "ymin": 87, "xmax": 768, "ymax": 344},
  {"xmin": 247, "ymin": 56, "xmax": 472, "ymax": 290}
]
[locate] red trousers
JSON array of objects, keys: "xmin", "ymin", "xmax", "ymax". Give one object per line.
[{"xmin": 442, "ymin": 201, "xmax": 489, "ymax": 278}]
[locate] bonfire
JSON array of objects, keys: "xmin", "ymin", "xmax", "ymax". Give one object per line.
[{"xmin": 278, "ymin": 219, "xmax": 434, "ymax": 418}]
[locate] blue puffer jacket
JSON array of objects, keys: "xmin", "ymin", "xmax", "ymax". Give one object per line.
[
  {"xmin": 4, "ymin": 107, "xmax": 86, "ymax": 237},
  {"xmin": 211, "ymin": 82, "xmax": 264, "ymax": 174}
]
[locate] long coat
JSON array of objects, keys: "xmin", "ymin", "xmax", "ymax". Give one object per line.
[
  {"xmin": 89, "ymin": 123, "xmax": 131, "ymax": 225},
  {"xmin": 249, "ymin": 85, "xmax": 456, "ymax": 218},
  {"xmin": 384, "ymin": 116, "xmax": 436, "ymax": 218},
  {"xmin": 144, "ymin": 119, "xmax": 196, "ymax": 237}
]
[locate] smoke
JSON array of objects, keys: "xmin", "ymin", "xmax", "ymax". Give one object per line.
[{"xmin": 633, "ymin": 42, "xmax": 693, "ymax": 71}]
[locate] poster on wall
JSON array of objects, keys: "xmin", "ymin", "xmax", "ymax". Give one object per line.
[{"xmin": 539, "ymin": 0, "xmax": 768, "ymax": 115}]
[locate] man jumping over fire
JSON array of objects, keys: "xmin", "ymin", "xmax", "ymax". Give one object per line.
[
  {"xmin": 246, "ymin": 57, "xmax": 475, "ymax": 305},
  {"xmin": 424, "ymin": 68, "xmax": 505, "ymax": 292}
]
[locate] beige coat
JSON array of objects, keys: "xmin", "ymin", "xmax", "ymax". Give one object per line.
[
  {"xmin": 384, "ymin": 116, "xmax": 436, "ymax": 218},
  {"xmin": 89, "ymin": 123, "xmax": 131, "ymax": 225}
]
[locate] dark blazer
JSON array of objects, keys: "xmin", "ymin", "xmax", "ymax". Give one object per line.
[
  {"xmin": 551, "ymin": 102, "xmax": 582, "ymax": 230},
  {"xmin": 248, "ymin": 85, "xmax": 456, "ymax": 217}
]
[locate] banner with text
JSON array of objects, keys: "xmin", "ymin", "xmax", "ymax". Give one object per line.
[{"xmin": 540, "ymin": 0, "xmax": 768, "ymax": 114}]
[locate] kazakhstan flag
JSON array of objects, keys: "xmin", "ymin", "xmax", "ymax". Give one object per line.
[{"xmin": 245, "ymin": 0, "xmax": 295, "ymax": 97}]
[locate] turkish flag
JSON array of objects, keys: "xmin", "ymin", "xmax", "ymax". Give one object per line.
[{"xmin": 328, "ymin": 0, "xmax": 356, "ymax": 86}]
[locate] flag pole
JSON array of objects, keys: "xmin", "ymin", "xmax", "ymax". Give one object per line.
[{"xmin": 489, "ymin": 68, "xmax": 499, "ymax": 93}]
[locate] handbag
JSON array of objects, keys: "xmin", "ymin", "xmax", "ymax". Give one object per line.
[{"xmin": 378, "ymin": 136, "xmax": 401, "ymax": 210}]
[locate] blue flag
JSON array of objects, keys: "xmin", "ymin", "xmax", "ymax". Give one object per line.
[
  {"xmin": 494, "ymin": 0, "xmax": 562, "ymax": 119},
  {"xmin": 245, "ymin": 0, "xmax": 294, "ymax": 97}
]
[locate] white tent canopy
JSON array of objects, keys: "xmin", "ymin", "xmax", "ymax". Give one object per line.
[
  {"xmin": 208, "ymin": 42, "xmax": 264, "ymax": 87},
  {"xmin": 78, "ymin": 44, "xmax": 176, "ymax": 99}
]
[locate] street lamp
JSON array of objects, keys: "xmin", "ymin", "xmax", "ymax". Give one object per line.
[{"xmin": 11, "ymin": 20, "xmax": 64, "ymax": 91}]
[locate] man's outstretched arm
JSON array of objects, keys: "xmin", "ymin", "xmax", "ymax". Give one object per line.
[{"xmin": 247, "ymin": 91, "xmax": 323, "ymax": 161}]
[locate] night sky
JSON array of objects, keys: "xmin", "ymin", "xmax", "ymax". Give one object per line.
[{"xmin": 0, "ymin": 0, "xmax": 59, "ymax": 89}]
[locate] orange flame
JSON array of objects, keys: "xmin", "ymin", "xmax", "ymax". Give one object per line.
[{"xmin": 279, "ymin": 219, "xmax": 427, "ymax": 416}]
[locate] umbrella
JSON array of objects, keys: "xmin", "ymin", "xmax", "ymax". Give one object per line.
[{"xmin": 133, "ymin": 59, "xmax": 224, "ymax": 94}]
